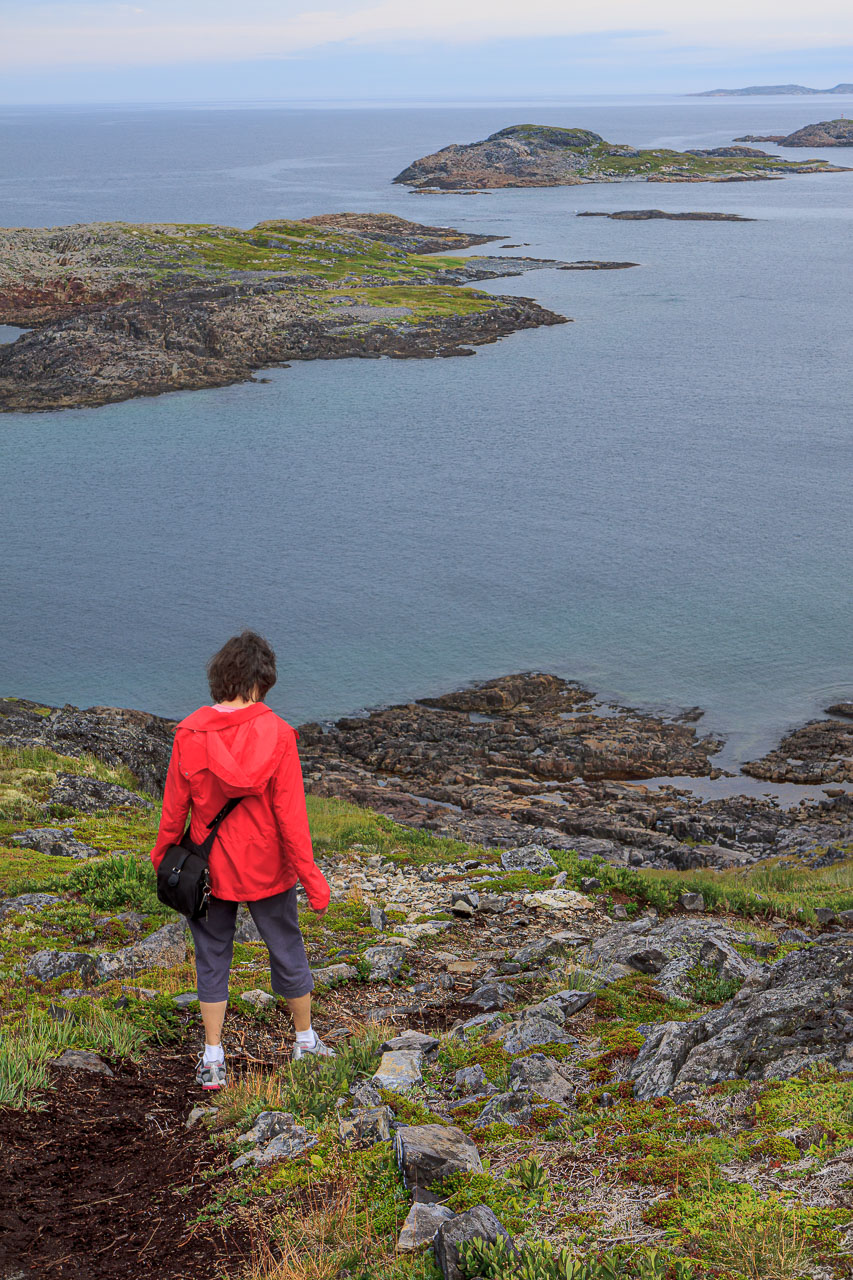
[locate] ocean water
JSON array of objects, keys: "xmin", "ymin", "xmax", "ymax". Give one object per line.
[{"xmin": 1, "ymin": 97, "xmax": 852, "ymax": 765}]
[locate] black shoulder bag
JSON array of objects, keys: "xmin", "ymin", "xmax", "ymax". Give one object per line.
[{"xmin": 156, "ymin": 797, "xmax": 243, "ymax": 921}]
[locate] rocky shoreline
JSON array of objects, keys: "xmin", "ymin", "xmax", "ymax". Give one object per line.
[
  {"xmin": 393, "ymin": 123, "xmax": 849, "ymax": 190},
  {"xmin": 4, "ymin": 673, "xmax": 851, "ymax": 876},
  {"xmin": 735, "ymin": 118, "xmax": 853, "ymax": 147},
  {"xmin": 0, "ymin": 214, "xmax": 576, "ymax": 412}
]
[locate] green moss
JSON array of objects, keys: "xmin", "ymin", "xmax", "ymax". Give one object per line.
[{"xmin": 593, "ymin": 974, "xmax": 694, "ymax": 1025}]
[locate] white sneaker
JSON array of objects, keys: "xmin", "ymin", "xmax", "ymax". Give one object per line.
[
  {"xmin": 196, "ymin": 1052, "xmax": 227, "ymax": 1089},
  {"xmin": 292, "ymin": 1032, "xmax": 336, "ymax": 1061}
]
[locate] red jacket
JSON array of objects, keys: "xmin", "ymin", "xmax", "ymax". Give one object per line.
[{"xmin": 150, "ymin": 702, "xmax": 329, "ymax": 909}]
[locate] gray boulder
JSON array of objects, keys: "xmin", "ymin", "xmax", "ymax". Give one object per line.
[
  {"xmin": 588, "ymin": 917, "xmax": 761, "ymax": 1001},
  {"xmin": 27, "ymin": 949, "xmax": 97, "ymax": 982},
  {"xmin": 237, "ymin": 1111, "xmax": 297, "ymax": 1146},
  {"xmin": 364, "ymin": 944, "xmax": 405, "ymax": 981},
  {"xmin": 395, "ymin": 1124, "xmax": 482, "ymax": 1190},
  {"xmin": 461, "ymin": 982, "xmax": 513, "ymax": 1011},
  {"xmin": 509, "ymin": 1053, "xmax": 575, "ymax": 1104},
  {"xmin": 338, "ymin": 1105, "xmax": 393, "ymax": 1146},
  {"xmin": 512, "ymin": 937, "xmax": 563, "ymax": 967},
  {"xmin": 398, "ymin": 1202, "xmax": 455, "ymax": 1252},
  {"xmin": 93, "ymin": 922, "xmax": 187, "ymax": 981},
  {"xmin": 233, "ymin": 1121, "xmax": 318, "ymax": 1169},
  {"xmin": 312, "ymin": 962, "xmax": 358, "ymax": 986},
  {"xmin": 454, "ymin": 1064, "xmax": 497, "ymax": 1096},
  {"xmin": 47, "ymin": 772, "xmax": 151, "ymax": 814},
  {"xmin": 10, "ymin": 828, "xmax": 101, "ymax": 860},
  {"xmin": 500, "ymin": 845, "xmax": 557, "ymax": 874},
  {"xmin": 632, "ymin": 936, "xmax": 853, "ymax": 1099},
  {"xmin": 50, "ymin": 1049, "xmax": 113, "ymax": 1076},
  {"xmin": 434, "ymin": 1205, "xmax": 516, "ymax": 1280},
  {"xmin": 382, "ymin": 1030, "xmax": 439, "ymax": 1053},
  {"xmin": 494, "ymin": 1015, "xmax": 575, "ymax": 1055},
  {"xmin": 474, "ymin": 1090, "xmax": 533, "ymax": 1128},
  {"xmin": 234, "ymin": 906, "xmax": 263, "ymax": 943},
  {"xmin": 451, "ymin": 1011, "xmax": 505, "ymax": 1038},
  {"xmin": 373, "ymin": 1049, "xmax": 423, "ymax": 1091}
]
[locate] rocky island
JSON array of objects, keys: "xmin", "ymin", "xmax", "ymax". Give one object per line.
[
  {"xmin": 695, "ymin": 82, "xmax": 853, "ymax": 96},
  {"xmin": 393, "ymin": 123, "xmax": 848, "ymax": 190},
  {"xmin": 735, "ymin": 118, "xmax": 853, "ymax": 146},
  {"xmin": 0, "ymin": 213, "xmax": 589, "ymax": 412},
  {"xmin": 577, "ymin": 210, "xmax": 754, "ymax": 221}
]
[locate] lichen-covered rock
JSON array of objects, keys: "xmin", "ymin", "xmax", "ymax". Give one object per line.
[
  {"xmin": 474, "ymin": 1090, "xmax": 534, "ymax": 1128},
  {"xmin": 632, "ymin": 936, "xmax": 853, "ymax": 1098},
  {"xmin": 50, "ymin": 1049, "xmax": 113, "ymax": 1076},
  {"xmin": 338, "ymin": 1105, "xmax": 393, "ymax": 1146},
  {"xmin": 373, "ymin": 1049, "xmax": 423, "ymax": 1091},
  {"xmin": 0, "ymin": 893, "xmax": 63, "ymax": 920},
  {"xmin": 10, "ymin": 828, "xmax": 101, "ymax": 860},
  {"xmin": 27, "ymin": 949, "xmax": 97, "ymax": 982},
  {"xmin": 509, "ymin": 1053, "xmax": 575, "ymax": 1104},
  {"xmin": 398, "ymin": 1202, "xmax": 455, "ymax": 1252},
  {"xmin": 461, "ymin": 982, "xmax": 513, "ymax": 1012},
  {"xmin": 493, "ymin": 1015, "xmax": 576, "ymax": 1055},
  {"xmin": 500, "ymin": 845, "xmax": 557, "ymax": 874},
  {"xmin": 46, "ymin": 772, "xmax": 151, "ymax": 813},
  {"xmin": 312, "ymin": 962, "xmax": 358, "ymax": 986}
]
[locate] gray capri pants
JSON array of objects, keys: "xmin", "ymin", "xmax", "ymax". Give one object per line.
[{"xmin": 188, "ymin": 888, "xmax": 314, "ymax": 1003}]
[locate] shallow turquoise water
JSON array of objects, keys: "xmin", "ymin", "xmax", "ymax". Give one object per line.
[{"xmin": 2, "ymin": 98, "xmax": 852, "ymax": 762}]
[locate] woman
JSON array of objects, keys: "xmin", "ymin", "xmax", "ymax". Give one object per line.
[{"xmin": 151, "ymin": 630, "xmax": 333, "ymax": 1089}]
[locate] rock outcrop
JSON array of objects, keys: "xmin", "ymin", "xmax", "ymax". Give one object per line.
[
  {"xmin": 632, "ymin": 936, "xmax": 853, "ymax": 1098},
  {"xmin": 577, "ymin": 209, "xmax": 754, "ymax": 221},
  {"xmin": 735, "ymin": 119, "xmax": 853, "ymax": 147},
  {"xmin": 743, "ymin": 717, "xmax": 853, "ymax": 784}
]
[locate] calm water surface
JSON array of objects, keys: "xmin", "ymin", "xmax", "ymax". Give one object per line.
[{"xmin": 2, "ymin": 97, "xmax": 852, "ymax": 764}]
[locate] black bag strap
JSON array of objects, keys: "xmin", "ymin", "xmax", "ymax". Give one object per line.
[{"xmin": 187, "ymin": 796, "xmax": 244, "ymax": 861}]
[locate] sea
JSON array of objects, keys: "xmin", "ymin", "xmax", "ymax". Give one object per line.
[{"xmin": 1, "ymin": 95, "xmax": 852, "ymax": 770}]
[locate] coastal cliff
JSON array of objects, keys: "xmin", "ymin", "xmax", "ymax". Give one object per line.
[
  {"xmin": 0, "ymin": 214, "xmax": 570, "ymax": 412},
  {"xmin": 393, "ymin": 123, "xmax": 848, "ymax": 190}
]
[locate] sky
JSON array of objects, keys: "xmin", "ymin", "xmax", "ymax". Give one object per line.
[{"xmin": 1, "ymin": 0, "xmax": 851, "ymax": 104}]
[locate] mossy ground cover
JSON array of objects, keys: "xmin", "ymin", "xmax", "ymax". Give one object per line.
[{"xmin": 0, "ymin": 740, "xmax": 850, "ymax": 1278}]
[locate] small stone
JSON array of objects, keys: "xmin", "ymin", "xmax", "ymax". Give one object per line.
[
  {"xmin": 240, "ymin": 988, "xmax": 276, "ymax": 1009},
  {"xmin": 397, "ymin": 1201, "xmax": 454, "ymax": 1252},
  {"xmin": 237, "ymin": 1111, "xmax": 297, "ymax": 1145},
  {"xmin": 434, "ymin": 1205, "xmax": 516, "ymax": 1280},
  {"xmin": 312, "ymin": 962, "xmax": 358, "ymax": 985},
  {"xmin": 185, "ymin": 1105, "xmax": 217, "ymax": 1129},
  {"xmin": 613, "ymin": 904, "xmax": 629, "ymax": 920},
  {"xmin": 580, "ymin": 877, "xmax": 601, "ymax": 892},
  {"xmin": 50, "ymin": 1049, "xmax": 113, "ymax": 1076},
  {"xmin": 474, "ymin": 1090, "xmax": 533, "ymax": 1128},
  {"xmin": 509, "ymin": 1053, "xmax": 574, "ymax": 1104},
  {"xmin": 461, "ymin": 982, "xmax": 512, "ymax": 1011},
  {"xmin": 548, "ymin": 990, "xmax": 595, "ymax": 1017},
  {"xmin": 350, "ymin": 1079, "xmax": 382, "ymax": 1108},
  {"xmin": 370, "ymin": 905, "xmax": 388, "ymax": 931},
  {"xmin": 626, "ymin": 948, "xmax": 669, "ymax": 975},
  {"xmin": 338, "ymin": 1105, "xmax": 393, "ymax": 1146},
  {"xmin": 450, "ymin": 898, "xmax": 474, "ymax": 918},
  {"xmin": 523, "ymin": 889, "xmax": 594, "ymax": 913},
  {"xmin": 363, "ymin": 945, "xmax": 405, "ymax": 981},
  {"xmin": 451, "ymin": 1011, "xmax": 504, "ymax": 1037},
  {"xmin": 679, "ymin": 892, "xmax": 705, "ymax": 912},
  {"xmin": 552, "ymin": 871, "xmax": 568, "ymax": 887},
  {"xmin": 250, "ymin": 1125, "xmax": 318, "ymax": 1166},
  {"xmin": 454, "ymin": 1065, "xmax": 497, "ymax": 1096},
  {"xmin": 446, "ymin": 959, "xmax": 480, "ymax": 976},
  {"xmin": 814, "ymin": 909, "xmax": 837, "ymax": 926},
  {"xmin": 381, "ymin": 1030, "xmax": 439, "ymax": 1053},
  {"xmin": 500, "ymin": 845, "xmax": 557, "ymax": 874},
  {"xmin": 234, "ymin": 906, "xmax": 262, "ymax": 943},
  {"xmin": 173, "ymin": 991, "xmax": 199, "ymax": 1008},
  {"xmin": 512, "ymin": 937, "xmax": 562, "ymax": 967},
  {"xmin": 494, "ymin": 1016, "xmax": 576, "ymax": 1055},
  {"xmin": 373, "ymin": 1049, "xmax": 423, "ymax": 1091},
  {"xmin": 395, "ymin": 1124, "xmax": 482, "ymax": 1190}
]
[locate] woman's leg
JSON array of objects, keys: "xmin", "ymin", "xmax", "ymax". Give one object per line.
[
  {"xmin": 188, "ymin": 897, "xmax": 239, "ymax": 1048},
  {"xmin": 247, "ymin": 890, "xmax": 332, "ymax": 1055}
]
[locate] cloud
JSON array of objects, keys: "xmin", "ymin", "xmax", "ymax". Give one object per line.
[{"xmin": 3, "ymin": 0, "xmax": 852, "ymax": 67}]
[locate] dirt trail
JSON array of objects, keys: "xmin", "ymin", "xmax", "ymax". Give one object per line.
[{"xmin": 0, "ymin": 1047, "xmax": 248, "ymax": 1280}]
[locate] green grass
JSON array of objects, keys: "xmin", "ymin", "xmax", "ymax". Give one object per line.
[{"xmin": 65, "ymin": 852, "xmax": 166, "ymax": 916}]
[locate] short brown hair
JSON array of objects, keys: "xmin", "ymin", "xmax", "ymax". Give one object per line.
[{"xmin": 207, "ymin": 630, "xmax": 277, "ymax": 703}]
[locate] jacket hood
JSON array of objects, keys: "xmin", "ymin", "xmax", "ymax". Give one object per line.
[{"xmin": 176, "ymin": 703, "xmax": 290, "ymax": 794}]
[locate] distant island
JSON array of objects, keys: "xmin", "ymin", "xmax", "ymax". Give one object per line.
[
  {"xmin": 577, "ymin": 209, "xmax": 754, "ymax": 221},
  {"xmin": 694, "ymin": 83, "xmax": 853, "ymax": 96},
  {"xmin": 392, "ymin": 124, "xmax": 848, "ymax": 190},
  {"xmin": 0, "ymin": 213, "xmax": 591, "ymax": 412},
  {"xmin": 734, "ymin": 118, "xmax": 853, "ymax": 147}
]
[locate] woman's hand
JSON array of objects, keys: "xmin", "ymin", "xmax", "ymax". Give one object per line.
[{"xmin": 312, "ymin": 905, "xmax": 328, "ymax": 918}]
